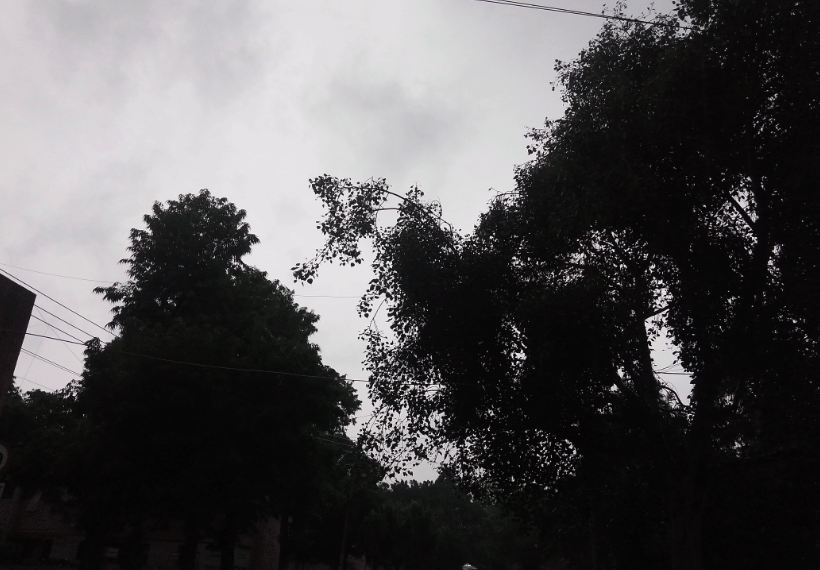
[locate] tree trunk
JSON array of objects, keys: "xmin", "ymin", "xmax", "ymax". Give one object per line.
[
  {"xmin": 338, "ymin": 464, "xmax": 357, "ymax": 570},
  {"xmin": 179, "ymin": 527, "xmax": 199, "ymax": 570},
  {"xmin": 667, "ymin": 460, "xmax": 706, "ymax": 570},
  {"xmin": 220, "ymin": 511, "xmax": 236, "ymax": 570},
  {"xmin": 119, "ymin": 526, "xmax": 145, "ymax": 570},
  {"xmin": 78, "ymin": 524, "xmax": 105, "ymax": 570},
  {"xmin": 588, "ymin": 510, "xmax": 598, "ymax": 570},
  {"xmin": 278, "ymin": 514, "xmax": 290, "ymax": 570}
]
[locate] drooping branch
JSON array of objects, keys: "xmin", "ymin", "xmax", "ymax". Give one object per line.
[{"xmin": 293, "ymin": 176, "xmax": 458, "ymax": 285}]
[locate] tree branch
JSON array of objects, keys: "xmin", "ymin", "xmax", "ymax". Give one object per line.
[
  {"xmin": 644, "ymin": 303, "xmax": 670, "ymax": 320},
  {"xmin": 726, "ymin": 192, "xmax": 757, "ymax": 234},
  {"xmin": 610, "ymin": 371, "xmax": 640, "ymax": 404}
]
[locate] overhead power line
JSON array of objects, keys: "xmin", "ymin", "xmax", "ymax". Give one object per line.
[
  {"xmin": 323, "ymin": 432, "xmax": 355, "ymax": 442},
  {"xmin": 6, "ymin": 328, "xmax": 455, "ymax": 388},
  {"xmin": 10, "ymin": 325, "xmax": 696, "ymax": 402},
  {"xmin": 11, "ymin": 326, "xmax": 698, "ymax": 387},
  {"xmin": 20, "ymin": 348, "xmax": 81, "ymax": 376},
  {"xmin": 32, "ymin": 307, "xmax": 85, "ymax": 365},
  {"xmin": 3, "ymin": 328, "xmax": 371, "ymax": 383},
  {"xmin": 9, "ymin": 323, "xmax": 703, "ymax": 385},
  {"xmin": 34, "ymin": 304, "xmax": 98, "ymax": 339},
  {"xmin": 0, "ymin": 268, "xmax": 114, "ymax": 336},
  {"xmin": 109, "ymin": 348, "xmax": 370, "ymax": 382},
  {"xmin": 1, "ymin": 261, "xmax": 360, "ymax": 300},
  {"xmin": 29, "ymin": 314, "xmax": 85, "ymax": 343},
  {"xmin": 0, "ymin": 330, "xmax": 84, "ymax": 345},
  {"xmin": 14, "ymin": 375, "xmax": 56, "ymax": 392},
  {"xmin": 293, "ymin": 294, "xmax": 359, "ymax": 299},
  {"xmin": 0, "ymin": 261, "xmax": 115, "ymax": 284},
  {"xmin": 469, "ymin": 0, "xmax": 693, "ymax": 30},
  {"xmin": 314, "ymin": 435, "xmax": 355, "ymax": 448}
]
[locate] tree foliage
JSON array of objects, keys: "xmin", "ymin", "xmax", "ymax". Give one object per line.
[
  {"xmin": 355, "ymin": 478, "xmax": 547, "ymax": 570},
  {"xmin": 0, "ymin": 384, "xmax": 82, "ymax": 565},
  {"xmin": 282, "ymin": 445, "xmax": 385, "ymax": 569},
  {"xmin": 73, "ymin": 190, "xmax": 358, "ymax": 569},
  {"xmin": 297, "ymin": 2, "xmax": 820, "ymax": 568},
  {"xmin": 0, "ymin": 384, "xmax": 79, "ymax": 497}
]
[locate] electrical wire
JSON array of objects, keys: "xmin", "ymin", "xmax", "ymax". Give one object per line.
[
  {"xmin": 14, "ymin": 327, "xmax": 696, "ymax": 388},
  {"xmin": 469, "ymin": 0, "xmax": 694, "ymax": 31},
  {"xmin": 0, "ymin": 329, "xmax": 86, "ymax": 345},
  {"xmin": 35, "ymin": 308, "xmax": 84, "ymax": 364},
  {"xmin": 6, "ymin": 329, "xmax": 459, "ymax": 389},
  {"xmin": 108, "ymin": 348, "xmax": 371, "ymax": 383},
  {"xmin": 20, "ymin": 323, "xmax": 45, "ymax": 390},
  {"xmin": 29, "ymin": 314, "xmax": 85, "ymax": 343},
  {"xmin": 13, "ymin": 375, "xmax": 55, "ymax": 392},
  {"xmin": 323, "ymin": 432, "xmax": 356, "ymax": 443},
  {"xmin": 0, "ymin": 268, "xmax": 114, "ymax": 336},
  {"xmin": 1, "ymin": 261, "xmax": 361, "ymax": 300},
  {"xmin": 655, "ymin": 362, "xmax": 683, "ymax": 372},
  {"xmin": 0, "ymin": 261, "xmax": 115, "ymax": 284},
  {"xmin": 0, "ymin": 274, "xmax": 369, "ymax": 385},
  {"xmin": 34, "ymin": 305, "xmax": 98, "ymax": 340},
  {"xmin": 20, "ymin": 348, "xmax": 81, "ymax": 376},
  {"xmin": 293, "ymin": 294, "xmax": 359, "ymax": 299},
  {"xmin": 11, "ymin": 312, "xmax": 697, "ymax": 390},
  {"xmin": 0, "ymin": 264, "xmax": 696, "ymax": 403},
  {"xmin": 3, "ymin": 328, "xmax": 371, "ymax": 382},
  {"xmin": 314, "ymin": 435, "xmax": 354, "ymax": 448}
]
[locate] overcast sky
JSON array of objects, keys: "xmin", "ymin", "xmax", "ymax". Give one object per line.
[{"xmin": 2, "ymin": 0, "xmax": 680, "ymax": 479}]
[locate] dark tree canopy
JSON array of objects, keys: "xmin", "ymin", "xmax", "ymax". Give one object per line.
[
  {"xmin": 355, "ymin": 478, "xmax": 546, "ymax": 570},
  {"xmin": 74, "ymin": 190, "xmax": 358, "ymax": 570},
  {"xmin": 0, "ymin": 384, "xmax": 79, "ymax": 497},
  {"xmin": 297, "ymin": 2, "xmax": 820, "ymax": 569},
  {"xmin": 0, "ymin": 385, "xmax": 82, "ymax": 565}
]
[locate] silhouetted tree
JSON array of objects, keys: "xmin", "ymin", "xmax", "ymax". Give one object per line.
[
  {"xmin": 295, "ymin": 2, "xmax": 820, "ymax": 568},
  {"xmin": 355, "ymin": 479, "xmax": 546, "ymax": 570},
  {"xmin": 74, "ymin": 190, "xmax": 358, "ymax": 570},
  {"xmin": 0, "ymin": 384, "xmax": 80, "ymax": 565}
]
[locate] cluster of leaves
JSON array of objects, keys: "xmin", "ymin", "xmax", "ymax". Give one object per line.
[{"xmin": 297, "ymin": 1, "xmax": 820, "ymax": 568}]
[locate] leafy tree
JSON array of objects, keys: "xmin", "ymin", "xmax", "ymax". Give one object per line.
[
  {"xmin": 296, "ymin": 2, "xmax": 820, "ymax": 568},
  {"xmin": 73, "ymin": 190, "xmax": 358, "ymax": 570},
  {"xmin": 0, "ymin": 384, "xmax": 79, "ymax": 493},
  {"xmin": 0, "ymin": 384, "xmax": 81, "ymax": 564},
  {"xmin": 283, "ymin": 445, "xmax": 385, "ymax": 569}
]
